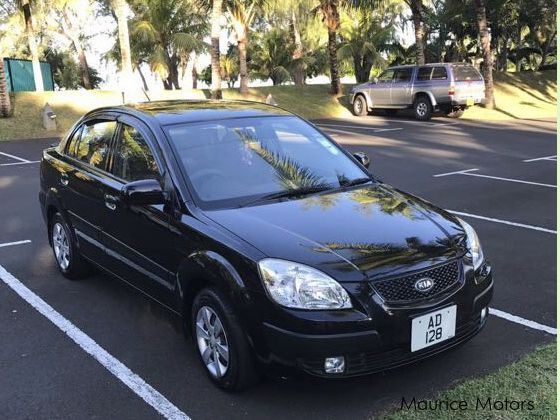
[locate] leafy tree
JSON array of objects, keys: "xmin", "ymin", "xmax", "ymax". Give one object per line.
[
  {"xmin": 21, "ymin": 0, "xmax": 45, "ymax": 91},
  {"xmin": 249, "ymin": 28, "xmax": 292, "ymax": 85}
]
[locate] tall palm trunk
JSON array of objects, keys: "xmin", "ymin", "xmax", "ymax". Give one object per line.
[
  {"xmin": 22, "ymin": 0, "xmax": 44, "ymax": 92},
  {"xmin": 291, "ymin": 9, "xmax": 305, "ymax": 86},
  {"xmin": 210, "ymin": 0, "xmax": 223, "ymax": 99},
  {"xmin": 474, "ymin": 0, "xmax": 495, "ymax": 109},
  {"xmin": 61, "ymin": 9, "xmax": 91, "ymax": 89},
  {"xmin": 0, "ymin": 58, "xmax": 11, "ymax": 117},
  {"xmin": 233, "ymin": 21, "xmax": 249, "ymax": 95},
  {"xmin": 111, "ymin": 0, "xmax": 134, "ymax": 91},
  {"xmin": 409, "ymin": 0, "xmax": 425, "ymax": 65},
  {"xmin": 320, "ymin": 0, "xmax": 341, "ymax": 95}
]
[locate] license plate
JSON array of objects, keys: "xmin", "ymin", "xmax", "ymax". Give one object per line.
[
  {"xmin": 466, "ymin": 98, "xmax": 475, "ymax": 106},
  {"xmin": 411, "ymin": 305, "xmax": 457, "ymax": 352}
]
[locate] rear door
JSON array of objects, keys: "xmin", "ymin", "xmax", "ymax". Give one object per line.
[
  {"xmin": 100, "ymin": 116, "xmax": 176, "ymax": 305},
  {"xmin": 451, "ymin": 64, "xmax": 485, "ymax": 104},
  {"xmin": 59, "ymin": 117, "xmax": 118, "ymax": 263},
  {"xmin": 370, "ymin": 69, "xmax": 394, "ymax": 106},
  {"xmin": 390, "ymin": 67, "xmax": 414, "ymax": 106}
]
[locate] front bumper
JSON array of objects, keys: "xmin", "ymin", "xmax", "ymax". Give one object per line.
[{"xmin": 260, "ymin": 269, "xmax": 493, "ymax": 378}]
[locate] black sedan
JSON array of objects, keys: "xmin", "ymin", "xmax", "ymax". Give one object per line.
[{"xmin": 39, "ymin": 100, "xmax": 493, "ymax": 390}]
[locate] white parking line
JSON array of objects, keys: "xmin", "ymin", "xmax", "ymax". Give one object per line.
[
  {"xmin": 447, "ymin": 210, "xmax": 556, "ymax": 234},
  {"xmin": 434, "ymin": 168, "xmax": 556, "ymax": 188},
  {"xmin": 317, "ymin": 123, "xmax": 403, "ymax": 133},
  {"xmin": 523, "ymin": 155, "xmax": 557, "ymax": 162},
  {"xmin": 0, "ymin": 161, "xmax": 40, "ymax": 167},
  {"xmin": 490, "ymin": 308, "xmax": 556, "ymax": 336},
  {"xmin": 0, "ymin": 263, "xmax": 190, "ymax": 420},
  {"xmin": 0, "ymin": 151, "xmax": 31, "ymax": 163},
  {"xmin": 0, "ymin": 240, "xmax": 32, "ymax": 248}
]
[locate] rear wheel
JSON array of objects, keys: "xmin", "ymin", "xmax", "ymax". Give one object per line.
[
  {"xmin": 413, "ymin": 96, "xmax": 433, "ymax": 121},
  {"xmin": 191, "ymin": 288, "xmax": 260, "ymax": 391},
  {"xmin": 50, "ymin": 213, "xmax": 90, "ymax": 279},
  {"xmin": 352, "ymin": 95, "xmax": 368, "ymax": 117}
]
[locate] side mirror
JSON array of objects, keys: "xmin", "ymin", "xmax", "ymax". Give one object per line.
[
  {"xmin": 353, "ymin": 152, "xmax": 370, "ymax": 169},
  {"xmin": 121, "ymin": 179, "xmax": 166, "ymax": 205}
]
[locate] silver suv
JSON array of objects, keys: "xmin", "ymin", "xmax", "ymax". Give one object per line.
[{"xmin": 350, "ymin": 63, "xmax": 485, "ymax": 120}]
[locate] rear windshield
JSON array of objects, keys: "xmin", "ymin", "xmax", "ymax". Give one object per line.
[{"xmin": 452, "ymin": 65, "xmax": 482, "ymax": 81}]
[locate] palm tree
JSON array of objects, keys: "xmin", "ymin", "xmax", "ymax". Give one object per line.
[
  {"xmin": 0, "ymin": 58, "xmax": 11, "ymax": 117},
  {"xmin": 21, "ymin": 0, "xmax": 44, "ymax": 91},
  {"xmin": 317, "ymin": 0, "xmax": 342, "ymax": 95},
  {"xmin": 110, "ymin": 0, "xmax": 134, "ymax": 92},
  {"xmin": 226, "ymin": 0, "xmax": 266, "ymax": 95},
  {"xmin": 210, "ymin": 0, "xmax": 223, "ymax": 98},
  {"xmin": 474, "ymin": 0, "xmax": 495, "ymax": 108},
  {"xmin": 405, "ymin": 0, "xmax": 426, "ymax": 65}
]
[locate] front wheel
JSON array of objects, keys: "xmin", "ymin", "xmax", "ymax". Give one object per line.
[
  {"xmin": 191, "ymin": 288, "xmax": 260, "ymax": 391},
  {"xmin": 413, "ymin": 96, "xmax": 433, "ymax": 121},
  {"xmin": 352, "ymin": 95, "xmax": 368, "ymax": 117}
]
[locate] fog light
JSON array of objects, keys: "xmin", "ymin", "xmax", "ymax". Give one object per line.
[
  {"xmin": 324, "ymin": 356, "xmax": 345, "ymax": 374},
  {"xmin": 481, "ymin": 307, "xmax": 488, "ymax": 322}
]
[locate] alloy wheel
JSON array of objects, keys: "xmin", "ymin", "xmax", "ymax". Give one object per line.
[
  {"xmin": 416, "ymin": 102, "xmax": 428, "ymax": 116},
  {"xmin": 52, "ymin": 222, "xmax": 70, "ymax": 270},
  {"xmin": 195, "ymin": 306, "xmax": 230, "ymax": 378}
]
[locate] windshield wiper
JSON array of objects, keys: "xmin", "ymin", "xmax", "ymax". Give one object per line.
[
  {"xmin": 338, "ymin": 177, "xmax": 373, "ymax": 189},
  {"xmin": 239, "ymin": 184, "xmax": 334, "ymax": 207}
]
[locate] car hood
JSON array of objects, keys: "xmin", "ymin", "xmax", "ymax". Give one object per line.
[{"xmin": 205, "ymin": 184, "xmax": 466, "ymax": 282}]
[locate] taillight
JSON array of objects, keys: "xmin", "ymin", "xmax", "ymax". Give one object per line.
[{"xmin": 448, "ymin": 86, "xmax": 455, "ymax": 95}]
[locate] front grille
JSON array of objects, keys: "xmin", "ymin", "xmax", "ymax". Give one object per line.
[{"xmin": 371, "ymin": 260, "xmax": 461, "ymax": 304}]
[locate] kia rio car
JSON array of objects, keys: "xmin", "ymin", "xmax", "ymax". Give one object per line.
[{"xmin": 39, "ymin": 100, "xmax": 493, "ymax": 390}]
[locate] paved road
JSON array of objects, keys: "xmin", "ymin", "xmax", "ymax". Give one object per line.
[{"xmin": 0, "ymin": 115, "xmax": 556, "ymax": 419}]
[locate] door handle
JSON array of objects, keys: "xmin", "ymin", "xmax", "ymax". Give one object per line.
[
  {"xmin": 104, "ymin": 194, "xmax": 119, "ymax": 211},
  {"xmin": 60, "ymin": 173, "xmax": 69, "ymax": 186}
]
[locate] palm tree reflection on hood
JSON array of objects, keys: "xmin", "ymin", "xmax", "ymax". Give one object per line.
[{"xmin": 349, "ymin": 187, "xmax": 417, "ymax": 218}]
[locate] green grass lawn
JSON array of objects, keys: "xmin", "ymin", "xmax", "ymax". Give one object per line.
[
  {"xmin": 381, "ymin": 344, "xmax": 557, "ymax": 420},
  {"xmin": 0, "ymin": 70, "xmax": 555, "ymax": 140}
]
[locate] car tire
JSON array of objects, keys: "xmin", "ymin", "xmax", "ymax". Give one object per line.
[
  {"xmin": 50, "ymin": 213, "xmax": 90, "ymax": 280},
  {"xmin": 352, "ymin": 95, "xmax": 368, "ymax": 117},
  {"xmin": 385, "ymin": 109, "xmax": 398, "ymax": 117},
  {"xmin": 413, "ymin": 96, "xmax": 433, "ymax": 121},
  {"xmin": 447, "ymin": 109, "xmax": 464, "ymax": 118},
  {"xmin": 191, "ymin": 288, "xmax": 260, "ymax": 391}
]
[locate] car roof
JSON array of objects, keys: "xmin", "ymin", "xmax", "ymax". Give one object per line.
[
  {"xmin": 387, "ymin": 62, "xmax": 473, "ymax": 70},
  {"xmin": 87, "ymin": 99, "xmax": 292, "ymax": 126}
]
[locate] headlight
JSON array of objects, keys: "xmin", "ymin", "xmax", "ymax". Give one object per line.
[
  {"xmin": 258, "ymin": 259, "xmax": 352, "ymax": 310},
  {"xmin": 457, "ymin": 218, "xmax": 484, "ymax": 270}
]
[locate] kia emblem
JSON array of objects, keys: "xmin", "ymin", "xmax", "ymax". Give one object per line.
[{"xmin": 415, "ymin": 277, "xmax": 434, "ymax": 292}]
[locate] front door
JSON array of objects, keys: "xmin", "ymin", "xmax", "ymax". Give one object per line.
[
  {"xmin": 100, "ymin": 117, "xmax": 176, "ymax": 306},
  {"xmin": 369, "ymin": 69, "xmax": 394, "ymax": 106},
  {"xmin": 391, "ymin": 67, "xmax": 414, "ymax": 106}
]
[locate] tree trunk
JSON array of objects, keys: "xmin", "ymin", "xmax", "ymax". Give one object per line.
[
  {"xmin": 0, "ymin": 58, "xmax": 11, "ymax": 117},
  {"xmin": 235, "ymin": 22, "xmax": 249, "ymax": 95},
  {"xmin": 137, "ymin": 63, "xmax": 149, "ymax": 91},
  {"xmin": 410, "ymin": 0, "xmax": 425, "ymax": 65},
  {"xmin": 210, "ymin": 0, "xmax": 223, "ymax": 99},
  {"xmin": 192, "ymin": 61, "xmax": 198, "ymax": 89},
  {"xmin": 291, "ymin": 9, "xmax": 305, "ymax": 86},
  {"xmin": 61, "ymin": 8, "xmax": 91, "ymax": 89},
  {"xmin": 111, "ymin": 0, "xmax": 134, "ymax": 91},
  {"xmin": 515, "ymin": 25, "xmax": 522, "ymax": 72},
  {"xmin": 22, "ymin": 0, "xmax": 44, "ymax": 92},
  {"xmin": 321, "ymin": 1, "xmax": 341, "ymax": 95},
  {"xmin": 474, "ymin": 0, "xmax": 495, "ymax": 109}
]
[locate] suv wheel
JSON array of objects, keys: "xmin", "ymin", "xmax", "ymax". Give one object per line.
[
  {"xmin": 192, "ymin": 288, "xmax": 260, "ymax": 391},
  {"xmin": 352, "ymin": 95, "xmax": 368, "ymax": 117},
  {"xmin": 413, "ymin": 96, "xmax": 432, "ymax": 121},
  {"xmin": 50, "ymin": 213, "xmax": 90, "ymax": 279}
]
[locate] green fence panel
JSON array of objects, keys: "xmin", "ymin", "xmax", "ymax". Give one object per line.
[{"xmin": 3, "ymin": 58, "xmax": 54, "ymax": 92}]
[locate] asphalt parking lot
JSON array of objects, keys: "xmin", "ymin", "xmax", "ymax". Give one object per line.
[{"xmin": 0, "ymin": 115, "xmax": 556, "ymax": 419}]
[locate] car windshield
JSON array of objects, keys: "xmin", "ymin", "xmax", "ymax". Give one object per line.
[
  {"xmin": 452, "ymin": 65, "xmax": 483, "ymax": 81},
  {"xmin": 166, "ymin": 116, "xmax": 369, "ymax": 208}
]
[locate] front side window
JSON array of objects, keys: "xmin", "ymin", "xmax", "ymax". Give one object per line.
[
  {"xmin": 112, "ymin": 124, "xmax": 160, "ymax": 182},
  {"xmin": 73, "ymin": 121, "xmax": 116, "ymax": 170},
  {"xmin": 66, "ymin": 125, "xmax": 83, "ymax": 156},
  {"xmin": 166, "ymin": 116, "xmax": 368, "ymax": 208},
  {"xmin": 394, "ymin": 68, "xmax": 413, "ymax": 82}
]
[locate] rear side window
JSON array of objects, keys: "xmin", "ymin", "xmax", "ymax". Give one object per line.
[
  {"xmin": 452, "ymin": 65, "xmax": 482, "ymax": 81},
  {"xmin": 394, "ymin": 68, "xmax": 413, "ymax": 82},
  {"xmin": 73, "ymin": 121, "xmax": 116, "ymax": 170},
  {"xmin": 112, "ymin": 124, "xmax": 160, "ymax": 182},
  {"xmin": 431, "ymin": 67, "xmax": 448, "ymax": 80},
  {"xmin": 416, "ymin": 67, "xmax": 448, "ymax": 81},
  {"xmin": 416, "ymin": 67, "xmax": 432, "ymax": 81}
]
